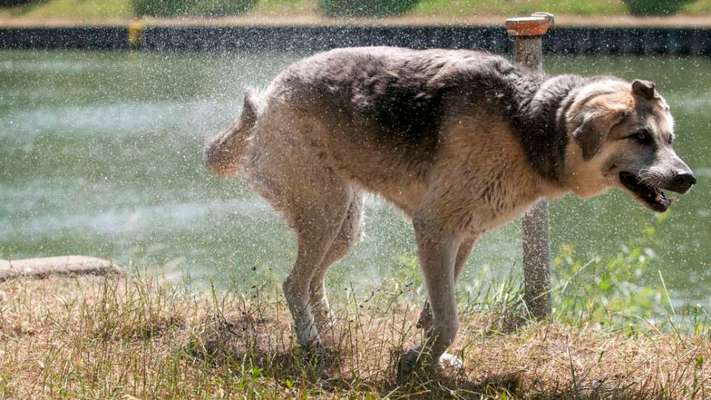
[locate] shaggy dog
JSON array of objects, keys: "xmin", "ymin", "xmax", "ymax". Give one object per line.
[{"xmin": 204, "ymin": 47, "xmax": 695, "ymax": 374}]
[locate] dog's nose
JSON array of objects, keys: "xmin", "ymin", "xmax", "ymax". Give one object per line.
[
  {"xmin": 669, "ymin": 171, "xmax": 696, "ymax": 193},
  {"xmin": 675, "ymin": 172, "xmax": 696, "ymax": 186}
]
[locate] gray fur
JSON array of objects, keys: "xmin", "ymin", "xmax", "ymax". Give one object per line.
[{"xmin": 275, "ymin": 47, "xmax": 576, "ymax": 182}]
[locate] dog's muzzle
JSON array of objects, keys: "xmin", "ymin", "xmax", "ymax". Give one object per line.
[
  {"xmin": 665, "ymin": 171, "xmax": 696, "ymax": 194},
  {"xmin": 619, "ymin": 169, "xmax": 696, "ymax": 213}
]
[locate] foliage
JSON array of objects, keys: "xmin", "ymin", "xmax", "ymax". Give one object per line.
[
  {"xmin": 623, "ymin": 0, "xmax": 696, "ymax": 15},
  {"xmin": 132, "ymin": 0, "xmax": 256, "ymax": 17},
  {"xmin": 319, "ymin": 0, "xmax": 420, "ymax": 17},
  {"xmin": 0, "ymin": 0, "xmax": 133, "ymax": 18},
  {"xmin": 0, "ymin": 0, "xmax": 33, "ymax": 6},
  {"xmin": 553, "ymin": 214, "xmax": 670, "ymax": 329}
]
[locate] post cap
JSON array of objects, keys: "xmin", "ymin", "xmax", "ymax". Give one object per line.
[{"xmin": 505, "ymin": 12, "xmax": 555, "ymax": 37}]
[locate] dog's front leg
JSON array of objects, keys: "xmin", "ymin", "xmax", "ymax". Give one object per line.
[
  {"xmin": 417, "ymin": 235, "xmax": 477, "ymax": 332},
  {"xmin": 400, "ymin": 215, "xmax": 462, "ymax": 376}
]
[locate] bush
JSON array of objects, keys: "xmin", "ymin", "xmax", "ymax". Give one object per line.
[
  {"xmin": 553, "ymin": 215, "xmax": 671, "ymax": 329},
  {"xmin": 132, "ymin": 0, "xmax": 256, "ymax": 17},
  {"xmin": 623, "ymin": 0, "xmax": 694, "ymax": 15},
  {"xmin": 320, "ymin": 0, "xmax": 420, "ymax": 17},
  {"xmin": 0, "ymin": 0, "xmax": 34, "ymax": 6}
]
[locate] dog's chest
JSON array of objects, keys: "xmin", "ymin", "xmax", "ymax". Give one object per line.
[{"xmin": 434, "ymin": 120, "xmax": 544, "ymax": 233}]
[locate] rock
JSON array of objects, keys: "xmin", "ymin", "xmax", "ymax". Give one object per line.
[{"xmin": 0, "ymin": 256, "xmax": 125, "ymax": 282}]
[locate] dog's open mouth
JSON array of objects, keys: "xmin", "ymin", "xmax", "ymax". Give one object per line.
[{"xmin": 619, "ymin": 171, "xmax": 671, "ymax": 212}]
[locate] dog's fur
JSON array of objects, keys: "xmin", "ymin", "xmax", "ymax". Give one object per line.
[{"xmin": 204, "ymin": 47, "xmax": 695, "ymax": 371}]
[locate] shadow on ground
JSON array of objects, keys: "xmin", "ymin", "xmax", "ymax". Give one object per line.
[{"xmin": 185, "ymin": 312, "xmax": 683, "ymax": 399}]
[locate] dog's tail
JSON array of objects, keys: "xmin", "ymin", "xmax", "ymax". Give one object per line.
[{"xmin": 204, "ymin": 90, "xmax": 260, "ymax": 177}]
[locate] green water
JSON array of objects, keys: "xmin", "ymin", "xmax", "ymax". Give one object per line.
[{"xmin": 0, "ymin": 50, "xmax": 708, "ymax": 308}]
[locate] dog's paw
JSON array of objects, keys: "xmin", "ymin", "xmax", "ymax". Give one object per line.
[
  {"xmin": 396, "ymin": 347, "xmax": 437, "ymax": 382},
  {"xmin": 396, "ymin": 349, "xmax": 463, "ymax": 382},
  {"xmin": 303, "ymin": 339, "xmax": 326, "ymax": 359},
  {"xmin": 312, "ymin": 307, "xmax": 336, "ymax": 336},
  {"xmin": 305, "ymin": 341, "xmax": 341, "ymax": 367},
  {"xmin": 438, "ymin": 352, "xmax": 463, "ymax": 372},
  {"xmin": 396, "ymin": 348, "xmax": 423, "ymax": 382}
]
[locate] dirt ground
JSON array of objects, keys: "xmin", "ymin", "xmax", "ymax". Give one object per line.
[{"xmin": 0, "ymin": 275, "xmax": 709, "ymax": 399}]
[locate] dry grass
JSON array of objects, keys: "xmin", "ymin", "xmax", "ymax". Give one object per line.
[{"xmin": 0, "ymin": 275, "xmax": 709, "ymax": 399}]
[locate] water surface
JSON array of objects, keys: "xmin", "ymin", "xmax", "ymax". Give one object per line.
[{"xmin": 0, "ymin": 50, "xmax": 708, "ymax": 308}]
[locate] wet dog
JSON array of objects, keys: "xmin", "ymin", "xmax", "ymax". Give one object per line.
[{"xmin": 204, "ymin": 47, "xmax": 695, "ymax": 374}]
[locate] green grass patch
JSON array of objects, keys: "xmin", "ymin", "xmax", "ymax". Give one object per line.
[
  {"xmin": 680, "ymin": 0, "xmax": 711, "ymax": 13},
  {"xmin": 0, "ymin": 0, "xmax": 132, "ymax": 18},
  {"xmin": 624, "ymin": 0, "xmax": 695, "ymax": 15},
  {"xmin": 320, "ymin": 0, "xmax": 420, "ymax": 17},
  {"xmin": 132, "ymin": 0, "xmax": 256, "ymax": 17},
  {"xmin": 252, "ymin": 0, "xmax": 318, "ymax": 15},
  {"xmin": 411, "ymin": 0, "xmax": 628, "ymax": 16}
]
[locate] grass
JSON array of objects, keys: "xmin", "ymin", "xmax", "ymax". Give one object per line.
[
  {"xmin": 254, "ymin": 0, "xmax": 317, "ymax": 15},
  {"xmin": 411, "ymin": 0, "xmax": 627, "ymax": 16},
  {"xmin": 4, "ymin": 0, "xmax": 711, "ymax": 19},
  {"xmin": 0, "ymin": 0, "xmax": 132, "ymax": 19},
  {"xmin": 1, "ymin": 271, "xmax": 708, "ymax": 399}
]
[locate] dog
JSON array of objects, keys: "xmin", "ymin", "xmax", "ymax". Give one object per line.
[{"xmin": 204, "ymin": 46, "xmax": 695, "ymax": 373}]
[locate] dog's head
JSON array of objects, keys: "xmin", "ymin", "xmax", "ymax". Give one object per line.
[{"xmin": 564, "ymin": 78, "xmax": 695, "ymax": 212}]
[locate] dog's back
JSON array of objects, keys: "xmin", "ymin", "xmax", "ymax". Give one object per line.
[{"xmin": 212, "ymin": 48, "xmax": 538, "ymax": 207}]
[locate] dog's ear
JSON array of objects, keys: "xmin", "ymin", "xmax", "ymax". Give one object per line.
[
  {"xmin": 573, "ymin": 110, "xmax": 627, "ymax": 160},
  {"xmin": 632, "ymin": 79, "xmax": 656, "ymax": 100},
  {"xmin": 573, "ymin": 115, "xmax": 601, "ymax": 160}
]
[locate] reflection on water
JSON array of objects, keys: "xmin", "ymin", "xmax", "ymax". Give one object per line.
[{"xmin": 0, "ymin": 50, "xmax": 708, "ymax": 307}]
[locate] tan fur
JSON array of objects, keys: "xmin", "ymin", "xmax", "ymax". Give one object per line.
[{"xmin": 564, "ymin": 91, "xmax": 634, "ymax": 197}]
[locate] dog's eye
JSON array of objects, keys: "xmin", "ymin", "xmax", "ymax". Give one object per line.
[{"xmin": 632, "ymin": 129, "xmax": 651, "ymax": 144}]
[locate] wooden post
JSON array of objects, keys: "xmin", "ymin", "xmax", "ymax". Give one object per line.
[
  {"xmin": 128, "ymin": 18, "xmax": 144, "ymax": 49},
  {"xmin": 505, "ymin": 13, "xmax": 554, "ymax": 320}
]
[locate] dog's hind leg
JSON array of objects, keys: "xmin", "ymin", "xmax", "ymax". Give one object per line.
[
  {"xmin": 282, "ymin": 180, "xmax": 355, "ymax": 351},
  {"xmin": 241, "ymin": 103, "xmax": 355, "ymax": 351},
  {"xmin": 308, "ymin": 193, "xmax": 363, "ymax": 333}
]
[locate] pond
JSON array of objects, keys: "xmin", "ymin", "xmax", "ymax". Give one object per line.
[{"xmin": 0, "ymin": 49, "xmax": 708, "ymax": 309}]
